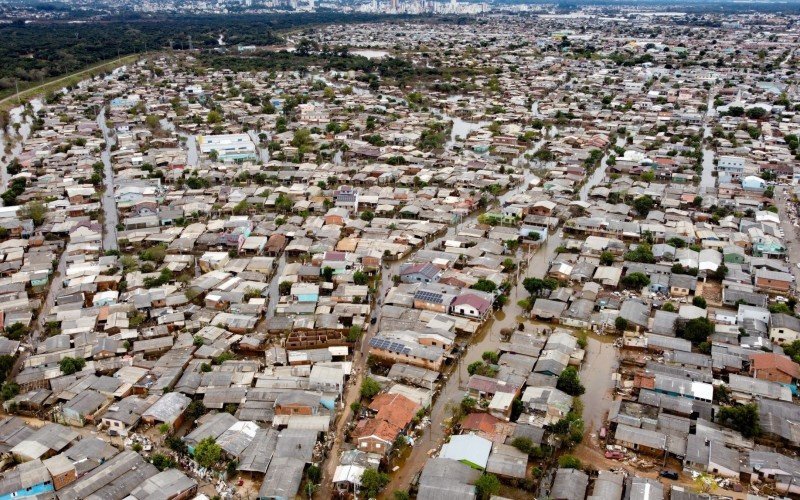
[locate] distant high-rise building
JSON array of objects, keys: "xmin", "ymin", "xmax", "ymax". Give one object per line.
[{"xmin": 391, "ymin": 0, "xmax": 397, "ymax": 11}]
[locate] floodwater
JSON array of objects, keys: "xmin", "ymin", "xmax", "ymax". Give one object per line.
[
  {"xmin": 351, "ymin": 49, "xmax": 389, "ymax": 59},
  {"xmin": 0, "ymin": 98, "xmax": 43, "ymax": 196},
  {"xmin": 578, "ymin": 136, "xmax": 625, "ymax": 202},
  {"xmin": 98, "ymin": 108, "xmax": 120, "ymax": 251},
  {"xmin": 384, "ymin": 226, "xmax": 565, "ymax": 493},
  {"xmin": 699, "ymin": 89, "xmax": 717, "ymax": 192},
  {"xmin": 579, "ymin": 334, "xmax": 618, "ymax": 433}
]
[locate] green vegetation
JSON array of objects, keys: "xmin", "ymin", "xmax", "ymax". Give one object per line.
[
  {"xmin": 677, "ymin": 317, "xmax": 714, "ymax": 344},
  {"xmin": 717, "ymin": 404, "xmax": 760, "ymax": 438},
  {"xmin": 475, "ymin": 474, "xmax": 501, "ymax": 500},
  {"xmin": 360, "ymin": 469, "xmax": 390, "ymax": 498},
  {"xmin": 360, "ymin": 377, "xmax": 381, "ymax": 399},
  {"xmin": 556, "ymin": 367, "xmax": 585, "ymax": 396},
  {"xmin": 194, "ymin": 436, "xmax": 222, "ymax": 468},
  {"xmin": 558, "ymin": 455, "xmax": 582, "ymax": 469},
  {"xmin": 59, "ymin": 357, "xmax": 86, "ymax": 375}
]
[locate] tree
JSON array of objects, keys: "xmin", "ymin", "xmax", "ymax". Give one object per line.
[
  {"xmin": 150, "ymin": 453, "xmax": 175, "ymax": 471},
  {"xmin": 633, "ymin": 195, "xmax": 654, "ymax": 216},
  {"xmin": 59, "ymin": 357, "xmax": 86, "ymax": 375},
  {"xmin": 677, "ymin": 317, "xmax": 714, "ymax": 344},
  {"xmin": 158, "ymin": 423, "xmax": 170, "ymax": 434},
  {"xmin": 475, "ymin": 474, "xmax": 501, "ymax": 500},
  {"xmin": 511, "ymin": 436, "xmax": 534, "ymax": 454},
  {"xmin": 360, "ymin": 469, "xmax": 389, "ymax": 498},
  {"xmin": 717, "ymin": 404, "xmax": 760, "ymax": 438},
  {"xmin": 662, "ymin": 302, "xmax": 676, "ymax": 312},
  {"xmin": 279, "ymin": 281, "xmax": 292, "ymax": 296},
  {"xmin": 360, "ymin": 210, "xmax": 374, "ymax": 222},
  {"xmin": 557, "ymin": 367, "xmax": 585, "ymax": 396},
  {"xmin": 692, "ymin": 296, "xmax": 707, "ymax": 309},
  {"xmin": 3, "ymin": 323, "xmax": 28, "ymax": 341},
  {"xmin": 347, "ymin": 325, "xmax": 362, "ymax": 342},
  {"xmin": 393, "ymin": 491, "xmax": 410, "ymax": 500},
  {"xmin": 306, "ymin": 464, "xmax": 321, "ymax": 484},
  {"xmin": 558, "ymin": 455, "xmax": 582, "ymax": 469},
  {"xmin": 615, "ymin": 316, "xmax": 628, "ymax": 332},
  {"xmin": 471, "ymin": 279, "xmax": 497, "ymax": 293},
  {"xmin": 599, "ymin": 251, "xmax": 614, "ymax": 266},
  {"xmin": 207, "ymin": 110, "xmax": 222, "ymax": 124},
  {"xmin": 360, "ymin": 377, "xmax": 381, "ymax": 399},
  {"xmin": 621, "ymin": 272, "xmax": 650, "ymax": 289},
  {"xmin": 523, "ymin": 277, "xmax": 558, "ymax": 297},
  {"xmin": 353, "ymin": 271, "xmax": 368, "ymax": 286},
  {"xmin": 186, "ymin": 400, "xmax": 206, "ymax": 421},
  {"xmin": 194, "ymin": 436, "xmax": 222, "ymax": 468},
  {"xmin": 19, "ymin": 201, "xmax": 46, "ymax": 226},
  {"xmin": 322, "ymin": 266, "xmax": 334, "ymax": 282},
  {"xmin": 232, "ymin": 200, "xmax": 250, "ymax": 215},
  {"xmin": 746, "ymin": 107, "xmax": 767, "ymax": 120}
]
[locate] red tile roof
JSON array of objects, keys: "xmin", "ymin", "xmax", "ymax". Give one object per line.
[{"xmin": 751, "ymin": 353, "xmax": 800, "ymax": 379}]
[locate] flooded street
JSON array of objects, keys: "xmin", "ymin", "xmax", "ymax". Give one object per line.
[
  {"xmin": 0, "ymin": 99, "xmax": 42, "ymax": 196},
  {"xmin": 700, "ymin": 89, "xmax": 717, "ymax": 192},
  {"xmin": 384, "ymin": 227, "xmax": 564, "ymax": 494},
  {"xmin": 579, "ymin": 334, "xmax": 618, "ymax": 433},
  {"xmin": 98, "ymin": 108, "xmax": 120, "ymax": 251}
]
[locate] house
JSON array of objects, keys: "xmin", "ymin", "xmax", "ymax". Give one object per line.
[
  {"xmin": 0, "ymin": 459, "xmax": 54, "ymax": 499},
  {"xmin": 129, "ymin": 469, "xmax": 197, "ymax": 500},
  {"xmin": 141, "ymin": 392, "xmax": 190, "ymax": 430},
  {"xmin": 742, "ymin": 175, "xmax": 766, "ymax": 191},
  {"xmin": 669, "ymin": 274, "xmax": 696, "ymax": 297},
  {"xmin": 550, "ymin": 468, "xmax": 589, "ymax": 500},
  {"xmin": 101, "ymin": 395, "xmax": 152, "ymax": 437},
  {"xmin": 334, "ymin": 186, "xmax": 359, "ymax": 213},
  {"xmin": 755, "ymin": 268, "xmax": 793, "ymax": 293},
  {"xmin": 450, "ymin": 293, "xmax": 492, "ymax": 320},
  {"xmin": 417, "ymin": 458, "xmax": 479, "ymax": 500},
  {"xmin": 439, "ymin": 434, "xmax": 492, "ymax": 470},
  {"xmin": 399, "ymin": 262, "xmax": 442, "ymax": 284},
  {"xmin": 770, "ymin": 313, "xmax": 800, "ymax": 344},
  {"xmin": 749, "ymin": 353, "xmax": 800, "ymax": 384}
]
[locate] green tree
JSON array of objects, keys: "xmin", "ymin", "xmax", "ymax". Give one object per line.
[
  {"xmin": 3, "ymin": 323, "xmax": 28, "ymax": 341},
  {"xmin": 360, "ymin": 377, "xmax": 381, "ymax": 399},
  {"xmin": 360, "ymin": 469, "xmax": 389, "ymax": 498},
  {"xmin": 599, "ymin": 251, "xmax": 615, "ymax": 266},
  {"xmin": 475, "ymin": 474, "xmax": 501, "ymax": 500},
  {"xmin": 151, "ymin": 453, "xmax": 175, "ymax": 470},
  {"xmin": 556, "ymin": 367, "xmax": 585, "ymax": 396},
  {"xmin": 322, "ymin": 266, "xmax": 334, "ymax": 282},
  {"xmin": 207, "ymin": 110, "xmax": 222, "ymax": 124},
  {"xmin": 662, "ymin": 302, "xmax": 676, "ymax": 312},
  {"xmin": 19, "ymin": 201, "xmax": 47, "ymax": 226},
  {"xmin": 279, "ymin": 281, "xmax": 292, "ymax": 296},
  {"xmin": 194, "ymin": 436, "xmax": 222, "ymax": 468},
  {"xmin": 677, "ymin": 317, "xmax": 714, "ymax": 344},
  {"xmin": 59, "ymin": 357, "xmax": 86, "ymax": 375},
  {"xmin": 615, "ymin": 316, "xmax": 628, "ymax": 332},
  {"xmin": 633, "ymin": 195, "xmax": 654, "ymax": 216},
  {"xmin": 692, "ymin": 296, "xmax": 707, "ymax": 309},
  {"xmin": 353, "ymin": 271, "xmax": 368, "ymax": 286},
  {"xmin": 717, "ymin": 404, "xmax": 760, "ymax": 438},
  {"xmin": 621, "ymin": 272, "xmax": 650, "ymax": 289},
  {"xmin": 471, "ymin": 279, "xmax": 497, "ymax": 293},
  {"xmin": 558, "ymin": 455, "xmax": 582, "ymax": 469}
]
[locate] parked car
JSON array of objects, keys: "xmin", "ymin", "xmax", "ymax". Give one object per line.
[
  {"xmin": 659, "ymin": 470, "xmax": 679, "ymax": 480},
  {"xmin": 604, "ymin": 450, "xmax": 624, "ymax": 460}
]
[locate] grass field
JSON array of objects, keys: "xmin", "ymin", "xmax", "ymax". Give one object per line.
[{"xmin": 0, "ymin": 54, "xmax": 141, "ymax": 112}]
